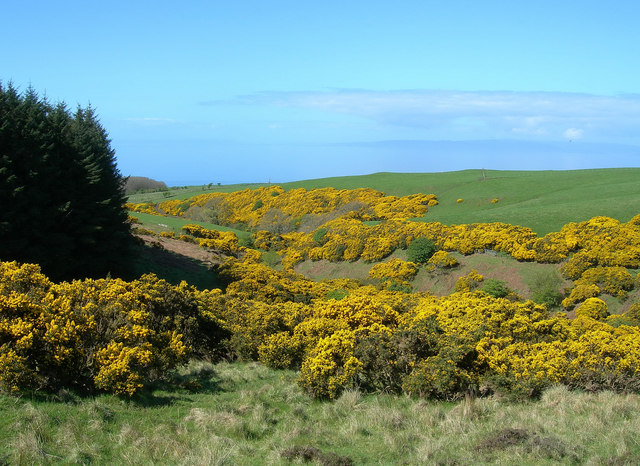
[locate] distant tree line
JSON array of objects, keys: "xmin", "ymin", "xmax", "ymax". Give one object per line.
[
  {"xmin": 124, "ymin": 176, "xmax": 167, "ymax": 194},
  {"xmin": 0, "ymin": 83, "xmax": 133, "ymax": 280}
]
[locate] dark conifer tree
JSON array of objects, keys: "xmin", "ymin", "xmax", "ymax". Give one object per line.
[{"xmin": 0, "ymin": 83, "xmax": 133, "ymax": 280}]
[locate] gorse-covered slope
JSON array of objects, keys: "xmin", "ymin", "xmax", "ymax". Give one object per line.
[
  {"xmin": 119, "ymin": 180, "xmax": 640, "ymax": 401},
  {"xmin": 130, "ymin": 168, "xmax": 640, "ymax": 235}
]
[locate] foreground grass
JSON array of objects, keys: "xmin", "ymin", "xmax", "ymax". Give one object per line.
[{"xmin": 2, "ymin": 361, "xmax": 639, "ymax": 465}]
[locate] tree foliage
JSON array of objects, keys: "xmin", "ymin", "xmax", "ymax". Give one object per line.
[
  {"xmin": 124, "ymin": 176, "xmax": 167, "ymax": 194},
  {"xmin": 0, "ymin": 83, "xmax": 132, "ymax": 280}
]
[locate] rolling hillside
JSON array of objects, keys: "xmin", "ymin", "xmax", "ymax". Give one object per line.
[{"xmin": 282, "ymin": 168, "xmax": 640, "ymax": 235}]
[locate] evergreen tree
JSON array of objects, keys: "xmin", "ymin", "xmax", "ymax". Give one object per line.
[{"xmin": 0, "ymin": 83, "xmax": 133, "ymax": 280}]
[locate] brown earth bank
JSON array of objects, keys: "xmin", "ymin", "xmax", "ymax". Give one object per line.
[
  {"xmin": 136, "ymin": 234, "xmax": 228, "ymax": 267},
  {"xmin": 130, "ymin": 234, "xmax": 229, "ymax": 290}
]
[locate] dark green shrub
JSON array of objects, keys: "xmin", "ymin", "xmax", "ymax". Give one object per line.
[
  {"xmin": 481, "ymin": 279, "xmax": 511, "ymax": 298},
  {"xmin": 402, "ymin": 356, "xmax": 474, "ymax": 400},
  {"xmin": 354, "ymin": 332, "xmax": 401, "ymax": 392},
  {"xmin": 386, "ymin": 280, "xmax": 413, "ymax": 293},
  {"xmin": 260, "ymin": 251, "xmax": 281, "ymax": 268},
  {"xmin": 354, "ymin": 318, "xmax": 443, "ymax": 394},
  {"xmin": 312, "ymin": 228, "xmax": 329, "ymax": 245},
  {"xmin": 402, "ymin": 334, "xmax": 479, "ymax": 400},
  {"xmin": 530, "ymin": 271, "xmax": 564, "ymax": 308},
  {"xmin": 326, "ymin": 289, "xmax": 349, "ymax": 301},
  {"xmin": 406, "ymin": 237, "xmax": 436, "ymax": 263},
  {"xmin": 238, "ymin": 235, "xmax": 254, "ymax": 248}
]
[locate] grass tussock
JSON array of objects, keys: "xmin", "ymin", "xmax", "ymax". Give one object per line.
[{"xmin": 1, "ymin": 362, "xmax": 640, "ymax": 464}]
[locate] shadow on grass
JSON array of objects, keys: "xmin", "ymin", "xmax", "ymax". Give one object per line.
[
  {"xmin": 132, "ymin": 364, "xmax": 225, "ymax": 407},
  {"xmin": 126, "ymin": 241, "xmax": 221, "ymax": 290},
  {"xmin": 17, "ymin": 363, "xmax": 225, "ymax": 408}
]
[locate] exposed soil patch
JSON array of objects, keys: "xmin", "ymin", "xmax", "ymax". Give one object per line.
[
  {"xmin": 281, "ymin": 445, "xmax": 354, "ymax": 466},
  {"xmin": 475, "ymin": 427, "xmax": 570, "ymax": 461},
  {"xmin": 294, "ymin": 259, "xmax": 374, "ymax": 282},
  {"xmin": 475, "ymin": 427, "xmax": 531, "ymax": 450}
]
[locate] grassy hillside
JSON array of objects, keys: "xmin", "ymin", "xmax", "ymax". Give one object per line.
[
  {"xmin": 130, "ymin": 211, "xmax": 251, "ymax": 241},
  {"xmin": 126, "ymin": 212, "xmax": 249, "ymax": 288},
  {"xmin": 282, "ymin": 168, "xmax": 640, "ymax": 235}
]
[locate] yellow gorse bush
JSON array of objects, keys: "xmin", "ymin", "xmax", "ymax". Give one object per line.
[
  {"xmin": 575, "ymin": 298, "xmax": 609, "ymax": 320},
  {"xmin": 181, "ymin": 224, "xmax": 241, "ymax": 255},
  {"xmin": 369, "ymin": 259, "xmax": 419, "ymax": 281},
  {"xmin": 427, "ymin": 251, "xmax": 459, "ymax": 269},
  {"xmin": 575, "ymin": 266, "xmax": 636, "ymax": 297},
  {"xmin": 0, "ymin": 262, "xmax": 228, "ymax": 396},
  {"xmin": 128, "ymin": 186, "xmax": 437, "ymax": 231}
]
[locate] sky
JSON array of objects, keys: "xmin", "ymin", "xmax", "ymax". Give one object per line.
[{"xmin": 2, "ymin": 1, "xmax": 640, "ymax": 185}]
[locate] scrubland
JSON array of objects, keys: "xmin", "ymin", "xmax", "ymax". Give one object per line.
[{"xmin": 4, "ymin": 169, "xmax": 640, "ymax": 464}]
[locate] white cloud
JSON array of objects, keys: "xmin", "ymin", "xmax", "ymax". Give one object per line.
[
  {"xmin": 206, "ymin": 90, "xmax": 640, "ymax": 143},
  {"xmin": 563, "ymin": 128, "xmax": 584, "ymax": 140}
]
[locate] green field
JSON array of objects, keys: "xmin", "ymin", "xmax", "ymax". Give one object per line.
[{"xmin": 282, "ymin": 168, "xmax": 640, "ymax": 235}]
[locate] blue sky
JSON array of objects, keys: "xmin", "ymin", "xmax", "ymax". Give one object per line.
[{"xmin": 3, "ymin": 1, "xmax": 640, "ymax": 185}]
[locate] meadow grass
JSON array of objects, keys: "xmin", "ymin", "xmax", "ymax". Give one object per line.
[{"xmin": 2, "ymin": 360, "xmax": 639, "ymax": 465}]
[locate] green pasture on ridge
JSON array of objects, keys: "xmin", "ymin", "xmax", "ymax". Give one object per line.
[{"xmin": 282, "ymin": 168, "xmax": 640, "ymax": 235}]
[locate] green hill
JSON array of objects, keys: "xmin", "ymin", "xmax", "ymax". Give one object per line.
[{"xmin": 282, "ymin": 168, "xmax": 640, "ymax": 235}]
